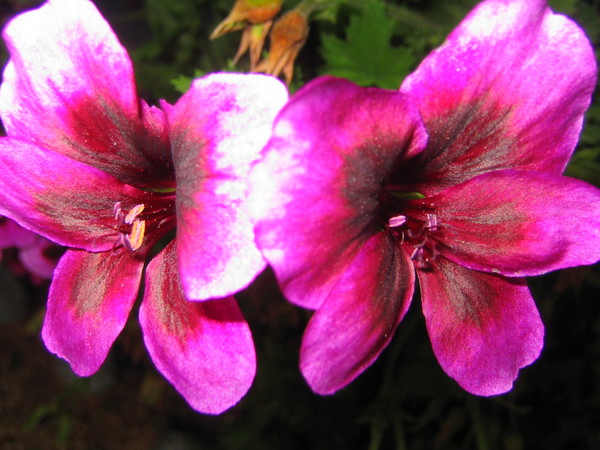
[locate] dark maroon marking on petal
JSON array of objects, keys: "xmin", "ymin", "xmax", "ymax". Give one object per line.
[
  {"xmin": 144, "ymin": 244, "xmax": 192, "ymax": 340},
  {"xmin": 143, "ymin": 240, "xmax": 251, "ymax": 344},
  {"xmin": 138, "ymin": 100, "xmax": 175, "ymax": 182},
  {"xmin": 66, "ymin": 248, "xmax": 146, "ymax": 318},
  {"xmin": 394, "ymin": 98, "xmax": 517, "ymax": 196},
  {"xmin": 42, "ymin": 248, "xmax": 145, "ymax": 376},
  {"xmin": 422, "ymin": 170, "xmax": 600, "ymax": 276},
  {"xmin": 340, "ymin": 144, "xmax": 394, "ymax": 236},
  {"xmin": 30, "ymin": 177, "xmax": 174, "ymax": 251},
  {"xmin": 61, "ymin": 95, "xmax": 175, "ymax": 187},
  {"xmin": 170, "ymin": 128, "xmax": 209, "ymax": 213},
  {"xmin": 140, "ymin": 241, "xmax": 256, "ymax": 414},
  {"xmin": 300, "ymin": 233, "xmax": 415, "ymax": 394},
  {"xmin": 0, "ymin": 137, "xmax": 166, "ymax": 250},
  {"xmin": 418, "ymin": 257, "xmax": 544, "ymax": 396}
]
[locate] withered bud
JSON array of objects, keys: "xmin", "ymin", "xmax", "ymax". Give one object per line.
[
  {"xmin": 210, "ymin": 0, "xmax": 283, "ymax": 40},
  {"xmin": 255, "ymin": 9, "xmax": 309, "ymax": 85}
]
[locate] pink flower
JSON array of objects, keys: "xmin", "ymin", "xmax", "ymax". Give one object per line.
[
  {"xmin": 248, "ymin": 0, "xmax": 600, "ymax": 396},
  {"xmin": 0, "ymin": 216, "xmax": 37, "ymax": 249},
  {"xmin": 0, "ymin": 0, "xmax": 287, "ymax": 413},
  {"xmin": 0, "ymin": 216, "xmax": 61, "ymax": 280}
]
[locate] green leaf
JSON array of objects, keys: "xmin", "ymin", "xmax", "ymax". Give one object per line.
[
  {"xmin": 565, "ymin": 147, "xmax": 600, "ymax": 187},
  {"xmin": 170, "ymin": 74, "xmax": 194, "ymax": 94},
  {"xmin": 312, "ymin": 0, "xmax": 344, "ymax": 23},
  {"xmin": 547, "ymin": 0, "xmax": 579, "ymax": 15},
  {"xmin": 320, "ymin": 0, "xmax": 416, "ymax": 89},
  {"xmin": 170, "ymin": 68, "xmax": 206, "ymax": 94}
]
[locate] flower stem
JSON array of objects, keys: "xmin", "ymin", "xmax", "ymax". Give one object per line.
[{"xmin": 467, "ymin": 397, "xmax": 491, "ymax": 450}]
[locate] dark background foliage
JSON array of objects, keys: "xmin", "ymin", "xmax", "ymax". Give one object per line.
[{"xmin": 1, "ymin": 0, "xmax": 599, "ymax": 448}]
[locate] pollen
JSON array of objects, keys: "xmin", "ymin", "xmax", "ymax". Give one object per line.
[
  {"xmin": 113, "ymin": 202, "xmax": 146, "ymax": 252},
  {"xmin": 388, "ymin": 214, "xmax": 407, "ymax": 228}
]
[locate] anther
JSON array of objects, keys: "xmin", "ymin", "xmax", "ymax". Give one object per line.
[
  {"xmin": 113, "ymin": 203, "xmax": 146, "ymax": 252},
  {"xmin": 388, "ymin": 214, "xmax": 407, "ymax": 228}
]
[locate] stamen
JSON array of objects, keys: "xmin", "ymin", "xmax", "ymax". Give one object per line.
[
  {"xmin": 406, "ymin": 213, "xmax": 442, "ymax": 270},
  {"xmin": 123, "ymin": 219, "xmax": 146, "ymax": 251},
  {"xmin": 114, "ymin": 201, "xmax": 124, "ymax": 220},
  {"xmin": 113, "ymin": 203, "xmax": 146, "ymax": 252},
  {"xmin": 426, "ymin": 213, "xmax": 438, "ymax": 231},
  {"xmin": 124, "ymin": 204, "xmax": 145, "ymax": 224},
  {"xmin": 388, "ymin": 214, "xmax": 407, "ymax": 228}
]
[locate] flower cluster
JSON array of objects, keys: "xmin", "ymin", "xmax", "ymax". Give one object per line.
[{"xmin": 0, "ymin": 0, "xmax": 598, "ymax": 414}]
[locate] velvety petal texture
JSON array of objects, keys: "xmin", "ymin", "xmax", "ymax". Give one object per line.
[
  {"xmin": 300, "ymin": 233, "xmax": 414, "ymax": 394},
  {"xmin": 0, "ymin": 0, "xmax": 168, "ymax": 184},
  {"xmin": 418, "ymin": 258, "xmax": 544, "ymax": 395},
  {"xmin": 429, "ymin": 170, "xmax": 600, "ymax": 276},
  {"xmin": 0, "ymin": 138, "xmax": 154, "ymax": 251},
  {"xmin": 140, "ymin": 242, "xmax": 256, "ymax": 414},
  {"xmin": 248, "ymin": 76, "xmax": 428, "ymax": 309},
  {"xmin": 42, "ymin": 249, "xmax": 145, "ymax": 376},
  {"xmin": 400, "ymin": 0, "xmax": 597, "ymax": 192},
  {"xmin": 169, "ymin": 73, "xmax": 288, "ymax": 300},
  {"xmin": 248, "ymin": 0, "xmax": 598, "ymax": 398},
  {"xmin": 1, "ymin": 0, "xmax": 269, "ymax": 414}
]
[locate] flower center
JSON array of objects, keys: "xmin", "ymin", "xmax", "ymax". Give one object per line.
[
  {"xmin": 112, "ymin": 201, "xmax": 175, "ymax": 252},
  {"xmin": 377, "ymin": 189, "xmax": 448, "ymax": 269}
]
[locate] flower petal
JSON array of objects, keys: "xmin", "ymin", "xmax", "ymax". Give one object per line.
[
  {"xmin": 168, "ymin": 73, "xmax": 288, "ymax": 300},
  {"xmin": 400, "ymin": 0, "xmax": 596, "ymax": 190},
  {"xmin": 138, "ymin": 100, "xmax": 176, "ymax": 188},
  {"xmin": 0, "ymin": 0, "xmax": 163, "ymax": 184},
  {"xmin": 19, "ymin": 238, "xmax": 60, "ymax": 279},
  {"xmin": 418, "ymin": 258, "xmax": 544, "ymax": 396},
  {"xmin": 300, "ymin": 233, "xmax": 415, "ymax": 394},
  {"xmin": 428, "ymin": 170, "xmax": 600, "ymax": 276},
  {"xmin": 0, "ymin": 138, "xmax": 158, "ymax": 250},
  {"xmin": 0, "ymin": 217, "xmax": 37, "ymax": 248},
  {"xmin": 139, "ymin": 241, "xmax": 256, "ymax": 414},
  {"xmin": 42, "ymin": 248, "xmax": 144, "ymax": 376},
  {"xmin": 248, "ymin": 76, "xmax": 427, "ymax": 309}
]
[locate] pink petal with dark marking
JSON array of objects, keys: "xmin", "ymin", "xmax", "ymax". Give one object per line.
[
  {"xmin": 418, "ymin": 258, "xmax": 543, "ymax": 396},
  {"xmin": 42, "ymin": 248, "xmax": 145, "ymax": 376},
  {"xmin": 400, "ymin": 0, "xmax": 596, "ymax": 191},
  {"xmin": 140, "ymin": 241, "xmax": 256, "ymax": 414},
  {"xmin": 168, "ymin": 73, "xmax": 288, "ymax": 300},
  {"xmin": 138, "ymin": 100, "xmax": 175, "ymax": 187},
  {"xmin": 426, "ymin": 170, "xmax": 600, "ymax": 277},
  {"xmin": 300, "ymin": 233, "xmax": 414, "ymax": 394},
  {"xmin": 0, "ymin": 138, "xmax": 154, "ymax": 251},
  {"xmin": 0, "ymin": 0, "xmax": 165, "ymax": 184},
  {"xmin": 248, "ymin": 76, "xmax": 427, "ymax": 309}
]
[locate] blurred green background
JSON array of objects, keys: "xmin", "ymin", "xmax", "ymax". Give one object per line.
[{"xmin": 1, "ymin": 0, "xmax": 599, "ymax": 448}]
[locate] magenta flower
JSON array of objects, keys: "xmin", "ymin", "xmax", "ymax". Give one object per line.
[
  {"xmin": 1, "ymin": 216, "xmax": 61, "ymax": 280},
  {"xmin": 0, "ymin": 0, "xmax": 287, "ymax": 413},
  {"xmin": 248, "ymin": 0, "xmax": 600, "ymax": 396},
  {"xmin": 0, "ymin": 216, "xmax": 38, "ymax": 249}
]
